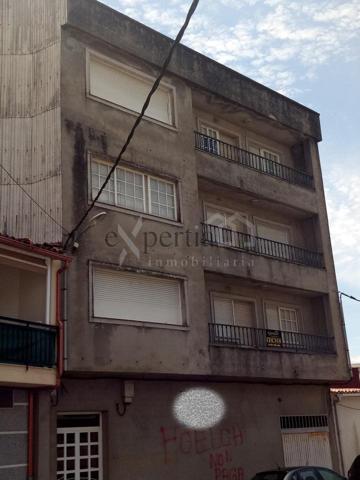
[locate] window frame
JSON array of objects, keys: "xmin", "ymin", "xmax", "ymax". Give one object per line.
[
  {"xmin": 210, "ymin": 292, "xmax": 257, "ymax": 328},
  {"xmin": 264, "ymin": 300, "xmax": 302, "ymax": 333},
  {"xmin": 89, "ymin": 263, "xmax": 189, "ymax": 330},
  {"xmin": 89, "ymin": 155, "xmax": 180, "ymax": 223},
  {"xmin": 197, "ymin": 118, "xmax": 241, "ymax": 146},
  {"xmin": 56, "ymin": 412, "xmax": 103, "ymax": 480},
  {"xmin": 279, "ymin": 306, "xmax": 299, "ymax": 333},
  {"xmin": 86, "ymin": 49, "xmax": 178, "ymax": 130}
]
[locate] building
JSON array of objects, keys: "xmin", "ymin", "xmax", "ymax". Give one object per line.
[
  {"xmin": 0, "ymin": 235, "xmax": 70, "ymax": 478},
  {"xmin": 331, "ymin": 365, "xmax": 360, "ymax": 476},
  {"xmin": 0, "ymin": 0, "xmax": 351, "ymax": 479}
]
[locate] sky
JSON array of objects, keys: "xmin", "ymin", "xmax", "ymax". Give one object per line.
[{"xmin": 100, "ymin": 0, "xmax": 360, "ymax": 362}]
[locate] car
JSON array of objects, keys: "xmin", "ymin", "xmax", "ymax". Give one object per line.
[{"xmin": 252, "ymin": 467, "xmax": 346, "ymax": 480}]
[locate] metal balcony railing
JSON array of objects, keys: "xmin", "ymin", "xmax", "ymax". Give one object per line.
[
  {"xmin": 194, "ymin": 131, "xmax": 314, "ymax": 189},
  {"xmin": 202, "ymin": 223, "xmax": 324, "ymax": 269},
  {"xmin": 0, "ymin": 316, "xmax": 57, "ymax": 368},
  {"xmin": 209, "ymin": 323, "xmax": 335, "ymax": 354}
]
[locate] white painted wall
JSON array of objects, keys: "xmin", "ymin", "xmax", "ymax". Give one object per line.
[{"xmin": 335, "ymin": 395, "xmax": 360, "ymax": 474}]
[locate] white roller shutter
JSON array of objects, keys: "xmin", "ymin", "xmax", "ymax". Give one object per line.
[
  {"xmin": 256, "ymin": 221, "xmax": 289, "ymax": 244},
  {"xmin": 93, "ymin": 268, "xmax": 182, "ymax": 325},
  {"xmin": 282, "ymin": 432, "xmax": 332, "ymax": 468},
  {"xmin": 89, "ymin": 55, "xmax": 173, "ymax": 125},
  {"xmin": 213, "ymin": 297, "xmax": 233, "ymax": 325},
  {"xmin": 234, "ymin": 301, "xmax": 254, "ymax": 327}
]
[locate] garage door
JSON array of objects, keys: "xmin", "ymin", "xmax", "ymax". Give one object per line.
[{"xmin": 281, "ymin": 416, "xmax": 332, "ymax": 468}]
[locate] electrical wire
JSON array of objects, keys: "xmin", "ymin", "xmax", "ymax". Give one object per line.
[
  {"xmin": 339, "ymin": 292, "xmax": 360, "ymax": 302},
  {"xmin": 0, "ymin": 163, "xmax": 68, "ymax": 233},
  {"xmin": 63, "ymin": 0, "xmax": 200, "ymax": 250}
]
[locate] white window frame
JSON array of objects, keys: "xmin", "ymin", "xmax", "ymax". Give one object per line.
[
  {"xmin": 279, "ymin": 307, "xmax": 299, "ymax": 333},
  {"xmin": 56, "ymin": 412, "xmax": 103, "ymax": 480},
  {"xmin": 89, "ymin": 156, "xmax": 179, "ymax": 222},
  {"xmin": 86, "ymin": 49, "xmax": 177, "ymax": 130}
]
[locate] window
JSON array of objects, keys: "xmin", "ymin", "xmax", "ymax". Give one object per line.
[
  {"xmin": 57, "ymin": 414, "xmax": 102, "ymax": 480},
  {"xmin": 200, "ymin": 125, "xmax": 220, "ymax": 154},
  {"xmin": 92, "ymin": 267, "xmax": 183, "ymax": 326},
  {"xmin": 91, "ymin": 159, "xmax": 177, "ymax": 221},
  {"xmin": 265, "ymin": 303, "xmax": 299, "ymax": 333},
  {"xmin": 212, "ymin": 295, "xmax": 256, "ymax": 345},
  {"xmin": 205, "ymin": 204, "xmax": 248, "ymax": 247},
  {"xmin": 88, "ymin": 53, "xmax": 175, "ymax": 126},
  {"xmin": 248, "ymin": 143, "xmax": 281, "ymax": 175},
  {"xmin": 279, "ymin": 307, "xmax": 298, "ymax": 333}
]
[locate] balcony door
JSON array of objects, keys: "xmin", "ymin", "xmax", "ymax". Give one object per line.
[
  {"xmin": 205, "ymin": 205, "xmax": 247, "ymax": 248},
  {"xmin": 200, "ymin": 125, "xmax": 220, "ymax": 154},
  {"xmin": 212, "ymin": 294, "xmax": 256, "ymax": 346},
  {"xmin": 265, "ymin": 303, "xmax": 300, "ymax": 348}
]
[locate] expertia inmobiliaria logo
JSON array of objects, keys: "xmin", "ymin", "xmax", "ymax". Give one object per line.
[{"xmin": 105, "ymin": 212, "xmax": 256, "ymax": 267}]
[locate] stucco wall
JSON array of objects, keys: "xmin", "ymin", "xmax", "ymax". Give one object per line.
[{"xmin": 37, "ymin": 379, "xmax": 337, "ymax": 480}]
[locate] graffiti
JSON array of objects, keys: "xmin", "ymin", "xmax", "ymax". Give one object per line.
[
  {"xmin": 210, "ymin": 450, "xmax": 244, "ymax": 480},
  {"xmin": 160, "ymin": 424, "xmax": 244, "ymax": 473}
]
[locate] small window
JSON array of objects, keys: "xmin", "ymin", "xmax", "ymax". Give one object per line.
[
  {"xmin": 91, "ymin": 159, "xmax": 178, "ymax": 221},
  {"xmin": 92, "ymin": 267, "xmax": 184, "ymax": 326},
  {"xmin": 279, "ymin": 307, "xmax": 298, "ymax": 333},
  {"xmin": 88, "ymin": 53, "xmax": 175, "ymax": 126},
  {"xmin": 57, "ymin": 414, "xmax": 102, "ymax": 480},
  {"xmin": 0, "ymin": 388, "xmax": 13, "ymax": 408}
]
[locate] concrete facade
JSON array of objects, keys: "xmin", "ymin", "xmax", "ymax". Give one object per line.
[{"xmin": 0, "ymin": 0, "xmax": 351, "ymax": 479}]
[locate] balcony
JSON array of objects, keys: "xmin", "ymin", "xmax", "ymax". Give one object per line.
[
  {"xmin": 0, "ymin": 316, "xmax": 57, "ymax": 368},
  {"xmin": 202, "ymin": 223, "xmax": 324, "ymax": 269},
  {"xmin": 194, "ymin": 131, "xmax": 313, "ymax": 189},
  {"xmin": 209, "ymin": 323, "xmax": 335, "ymax": 355}
]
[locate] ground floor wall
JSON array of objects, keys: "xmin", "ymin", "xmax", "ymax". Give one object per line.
[{"xmin": 36, "ymin": 379, "xmax": 339, "ymax": 480}]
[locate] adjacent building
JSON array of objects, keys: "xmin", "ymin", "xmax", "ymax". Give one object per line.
[
  {"xmin": 331, "ymin": 365, "xmax": 360, "ymax": 476},
  {"xmin": 0, "ymin": 0, "xmax": 351, "ymax": 479}
]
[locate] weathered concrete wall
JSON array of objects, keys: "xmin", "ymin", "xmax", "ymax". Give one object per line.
[
  {"xmin": 65, "ymin": 0, "xmax": 322, "ymax": 140},
  {"xmin": 59, "ymin": 26, "xmax": 348, "ymax": 383},
  {"xmin": 37, "ymin": 379, "xmax": 338, "ymax": 480}
]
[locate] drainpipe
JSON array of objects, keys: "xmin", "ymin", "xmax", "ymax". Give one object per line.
[
  {"xmin": 338, "ymin": 293, "xmax": 352, "ymax": 378},
  {"xmin": 56, "ymin": 261, "xmax": 71, "ymax": 386},
  {"xmin": 27, "ymin": 391, "xmax": 34, "ymax": 480}
]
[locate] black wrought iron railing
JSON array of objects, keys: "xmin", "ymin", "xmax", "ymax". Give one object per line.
[
  {"xmin": 202, "ymin": 223, "xmax": 324, "ymax": 269},
  {"xmin": 0, "ymin": 316, "xmax": 57, "ymax": 368},
  {"xmin": 194, "ymin": 131, "xmax": 313, "ymax": 189},
  {"xmin": 209, "ymin": 323, "xmax": 335, "ymax": 354}
]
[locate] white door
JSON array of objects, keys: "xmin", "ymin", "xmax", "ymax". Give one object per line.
[
  {"xmin": 282, "ymin": 432, "xmax": 332, "ymax": 468},
  {"xmin": 200, "ymin": 125, "xmax": 220, "ymax": 154},
  {"xmin": 57, "ymin": 414, "xmax": 103, "ymax": 480}
]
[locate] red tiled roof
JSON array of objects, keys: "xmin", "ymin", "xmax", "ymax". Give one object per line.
[
  {"xmin": 331, "ymin": 367, "xmax": 360, "ymax": 393},
  {"xmin": 0, "ymin": 234, "xmax": 71, "ymax": 261}
]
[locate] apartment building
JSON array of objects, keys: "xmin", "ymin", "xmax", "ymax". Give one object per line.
[{"xmin": 0, "ymin": 0, "xmax": 351, "ymax": 479}]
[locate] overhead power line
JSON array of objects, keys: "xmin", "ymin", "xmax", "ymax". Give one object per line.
[
  {"xmin": 339, "ymin": 292, "xmax": 360, "ymax": 302},
  {"xmin": 0, "ymin": 163, "xmax": 68, "ymax": 233},
  {"xmin": 63, "ymin": 0, "xmax": 200, "ymax": 250}
]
